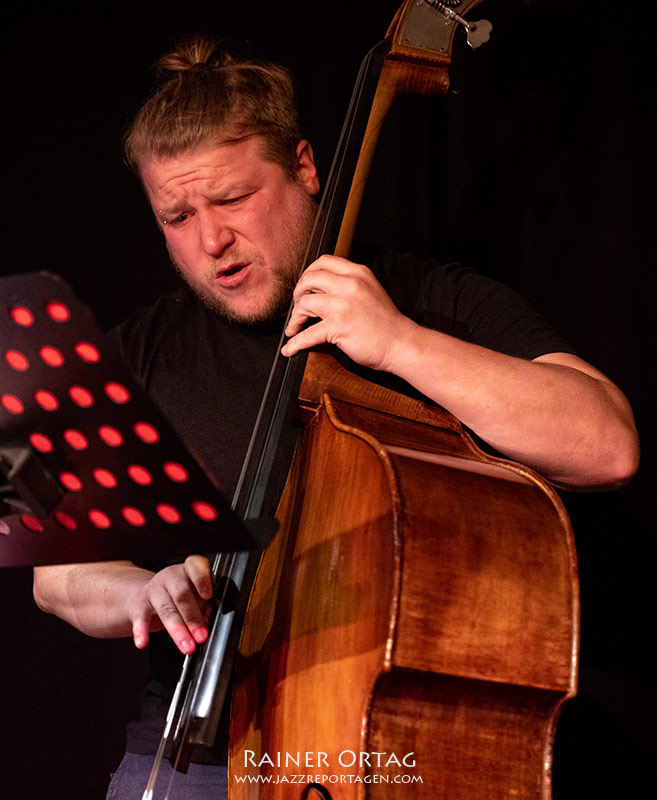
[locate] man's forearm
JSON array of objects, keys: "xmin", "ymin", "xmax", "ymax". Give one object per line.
[
  {"xmin": 34, "ymin": 556, "xmax": 213, "ymax": 653},
  {"xmin": 386, "ymin": 319, "xmax": 639, "ymax": 490},
  {"xmin": 33, "ymin": 561, "xmax": 153, "ymax": 639}
]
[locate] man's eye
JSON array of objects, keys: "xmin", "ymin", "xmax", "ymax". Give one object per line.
[
  {"xmin": 159, "ymin": 211, "xmax": 193, "ymax": 228},
  {"xmin": 222, "ymin": 193, "xmax": 252, "ymax": 206},
  {"xmin": 163, "ymin": 212, "xmax": 191, "ymax": 227}
]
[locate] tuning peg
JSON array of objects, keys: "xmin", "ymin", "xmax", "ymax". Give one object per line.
[{"xmin": 465, "ymin": 18, "xmax": 493, "ymax": 49}]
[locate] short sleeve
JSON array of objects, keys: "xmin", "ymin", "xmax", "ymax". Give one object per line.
[{"xmin": 370, "ymin": 249, "xmax": 576, "ymax": 360}]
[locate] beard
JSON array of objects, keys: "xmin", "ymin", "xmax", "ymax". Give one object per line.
[
  {"xmin": 170, "ymin": 191, "xmax": 317, "ymax": 326},
  {"xmin": 174, "ymin": 249, "xmax": 297, "ymax": 326}
]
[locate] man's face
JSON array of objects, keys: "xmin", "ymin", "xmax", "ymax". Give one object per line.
[{"xmin": 141, "ymin": 136, "xmax": 319, "ymax": 324}]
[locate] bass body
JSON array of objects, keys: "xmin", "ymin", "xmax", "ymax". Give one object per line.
[{"xmin": 229, "ymin": 352, "xmax": 578, "ymax": 799}]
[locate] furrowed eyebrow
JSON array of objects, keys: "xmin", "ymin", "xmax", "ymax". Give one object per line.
[
  {"xmin": 154, "ymin": 178, "xmax": 256, "ymax": 223},
  {"xmin": 209, "ymin": 182, "xmax": 251, "ymax": 201},
  {"xmin": 156, "ymin": 183, "xmax": 249, "ymax": 214},
  {"xmin": 157, "ymin": 205, "xmax": 184, "ymax": 219}
]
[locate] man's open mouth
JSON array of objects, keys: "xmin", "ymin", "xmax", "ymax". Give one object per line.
[{"xmin": 216, "ymin": 263, "xmax": 249, "ymax": 286}]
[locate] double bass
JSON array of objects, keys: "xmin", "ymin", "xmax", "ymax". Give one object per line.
[{"xmin": 150, "ymin": 3, "xmax": 579, "ymax": 798}]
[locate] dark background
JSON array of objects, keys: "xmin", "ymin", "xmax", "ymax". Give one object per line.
[{"xmin": 2, "ymin": 1, "xmax": 655, "ymax": 797}]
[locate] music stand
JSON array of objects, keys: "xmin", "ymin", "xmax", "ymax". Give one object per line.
[{"xmin": 0, "ymin": 272, "xmax": 267, "ymax": 568}]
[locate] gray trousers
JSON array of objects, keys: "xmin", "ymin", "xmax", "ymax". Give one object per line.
[{"xmin": 106, "ymin": 752, "xmax": 228, "ymax": 799}]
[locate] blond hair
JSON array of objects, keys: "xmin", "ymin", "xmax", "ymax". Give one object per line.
[{"xmin": 124, "ymin": 36, "xmax": 301, "ymax": 175}]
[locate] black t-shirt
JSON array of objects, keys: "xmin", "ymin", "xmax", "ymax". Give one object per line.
[
  {"xmin": 112, "ymin": 249, "xmax": 573, "ymax": 497},
  {"xmin": 110, "ymin": 250, "xmax": 575, "ymax": 756}
]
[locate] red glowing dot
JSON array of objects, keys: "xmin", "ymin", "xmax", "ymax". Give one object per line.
[
  {"xmin": 1, "ymin": 394, "xmax": 24, "ymax": 414},
  {"xmin": 45, "ymin": 302, "xmax": 70, "ymax": 322},
  {"xmin": 163, "ymin": 462, "xmax": 189, "ymax": 483},
  {"xmin": 60, "ymin": 472, "xmax": 83, "ymax": 492},
  {"xmin": 128, "ymin": 465, "xmax": 152, "ymax": 486},
  {"xmin": 35, "ymin": 390, "xmax": 59, "ymax": 411},
  {"xmin": 75, "ymin": 342, "xmax": 101, "ymax": 363},
  {"xmin": 21, "ymin": 514, "xmax": 43, "ymax": 532},
  {"xmin": 69, "ymin": 386, "xmax": 94, "ymax": 407},
  {"xmin": 156, "ymin": 504, "xmax": 181, "ymax": 524},
  {"xmin": 54, "ymin": 512, "xmax": 77, "ymax": 531},
  {"xmin": 134, "ymin": 422, "xmax": 160, "ymax": 444},
  {"xmin": 105, "ymin": 382, "xmax": 130, "ymax": 404},
  {"xmin": 94, "ymin": 468, "xmax": 117, "ymax": 488},
  {"xmin": 10, "ymin": 306, "xmax": 34, "ymax": 326},
  {"xmin": 30, "ymin": 432, "xmax": 54, "ymax": 452},
  {"xmin": 122, "ymin": 507, "xmax": 146, "ymax": 527},
  {"xmin": 89, "ymin": 510, "xmax": 111, "ymax": 529},
  {"xmin": 5, "ymin": 350, "xmax": 29, "ymax": 371},
  {"xmin": 192, "ymin": 501, "xmax": 218, "ymax": 522},
  {"xmin": 30, "ymin": 432, "xmax": 54, "ymax": 453},
  {"xmin": 39, "ymin": 346, "xmax": 65, "ymax": 367},
  {"xmin": 98, "ymin": 425, "xmax": 123, "ymax": 447},
  {"xmin": 64, "ymin": 429, "xmax": 88, "ymax": 450}
]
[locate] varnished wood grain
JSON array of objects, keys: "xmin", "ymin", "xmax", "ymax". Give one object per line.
[{"xmin": 229, "ymin": 359, "xmax": 578, "ymax": 798}]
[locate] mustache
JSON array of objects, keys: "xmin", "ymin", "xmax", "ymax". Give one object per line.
[{"xmin": 206, "ymin": 250, "xmax": 262, "ymax": 281}]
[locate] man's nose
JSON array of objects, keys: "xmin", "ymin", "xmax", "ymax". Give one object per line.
[{"xmin": 199, "ymin": 210, "xmax": 235, "ymax": 257}]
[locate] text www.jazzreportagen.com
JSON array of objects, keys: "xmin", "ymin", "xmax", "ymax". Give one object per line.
[{"xmin": 234, "ymin": 774, "xmax": 423, "ymax": 784}]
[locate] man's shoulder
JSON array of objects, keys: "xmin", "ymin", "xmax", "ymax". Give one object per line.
[
  {"xmin": 107, "ymin": 286, "xmax": 196, "ymax": 379},
  {"xmin": 115, "ymin": 286, "xmax": 192, "ymax": 334},
  {"xmin": 361, "ymin": 245, "xmax": 576, "ymax": 359},
  {"xmin": 362, "ymin": 245, "xmax": 483, "ymax": 319},
  {"xmin": 357, "ymin": 244, "xmax": 457, "ymax": 313}
]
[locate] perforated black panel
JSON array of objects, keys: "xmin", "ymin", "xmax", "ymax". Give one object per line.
[{"xmin": 0, "ymin": 272, "xmax": 255, "ymax": 567}]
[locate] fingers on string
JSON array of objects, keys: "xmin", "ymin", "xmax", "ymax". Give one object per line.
[
  {"xmin": 133, "ymin": 556, "xmax": 209, "ymax": 655},
  {"xmin": 282, "ymin": 319, "xmax": 330, "ymax": 357},
  {"xmin": 184, "ymin": 554, "xmax": 213, "ymax": 600},
  {"xmin": 285, "ymin": 293, "xmax": 332, "ymax": 339}
]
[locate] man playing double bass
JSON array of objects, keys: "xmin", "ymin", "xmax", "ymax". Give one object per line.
[{"xmin": 32, "ymin": 37, "xmax": 638, "ymax": 798}]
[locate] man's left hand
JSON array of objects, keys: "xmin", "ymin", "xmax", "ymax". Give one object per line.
[{"xmin": 281, "ymin": 255, "xmax": 414, "ymax": 371}]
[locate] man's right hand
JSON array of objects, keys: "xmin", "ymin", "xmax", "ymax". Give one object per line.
[
  {"xmin": 126, "ymin": 555, "xmax": 214, "ymax": 654},
  {"xmin": 33, "ymin": 555, "xmax": 214, "ymax": 655}
]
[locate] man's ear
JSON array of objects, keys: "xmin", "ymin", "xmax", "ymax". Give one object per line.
[{"xmin": 295, "ymin": 139, "xmax": 320, "ymax": 195}]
